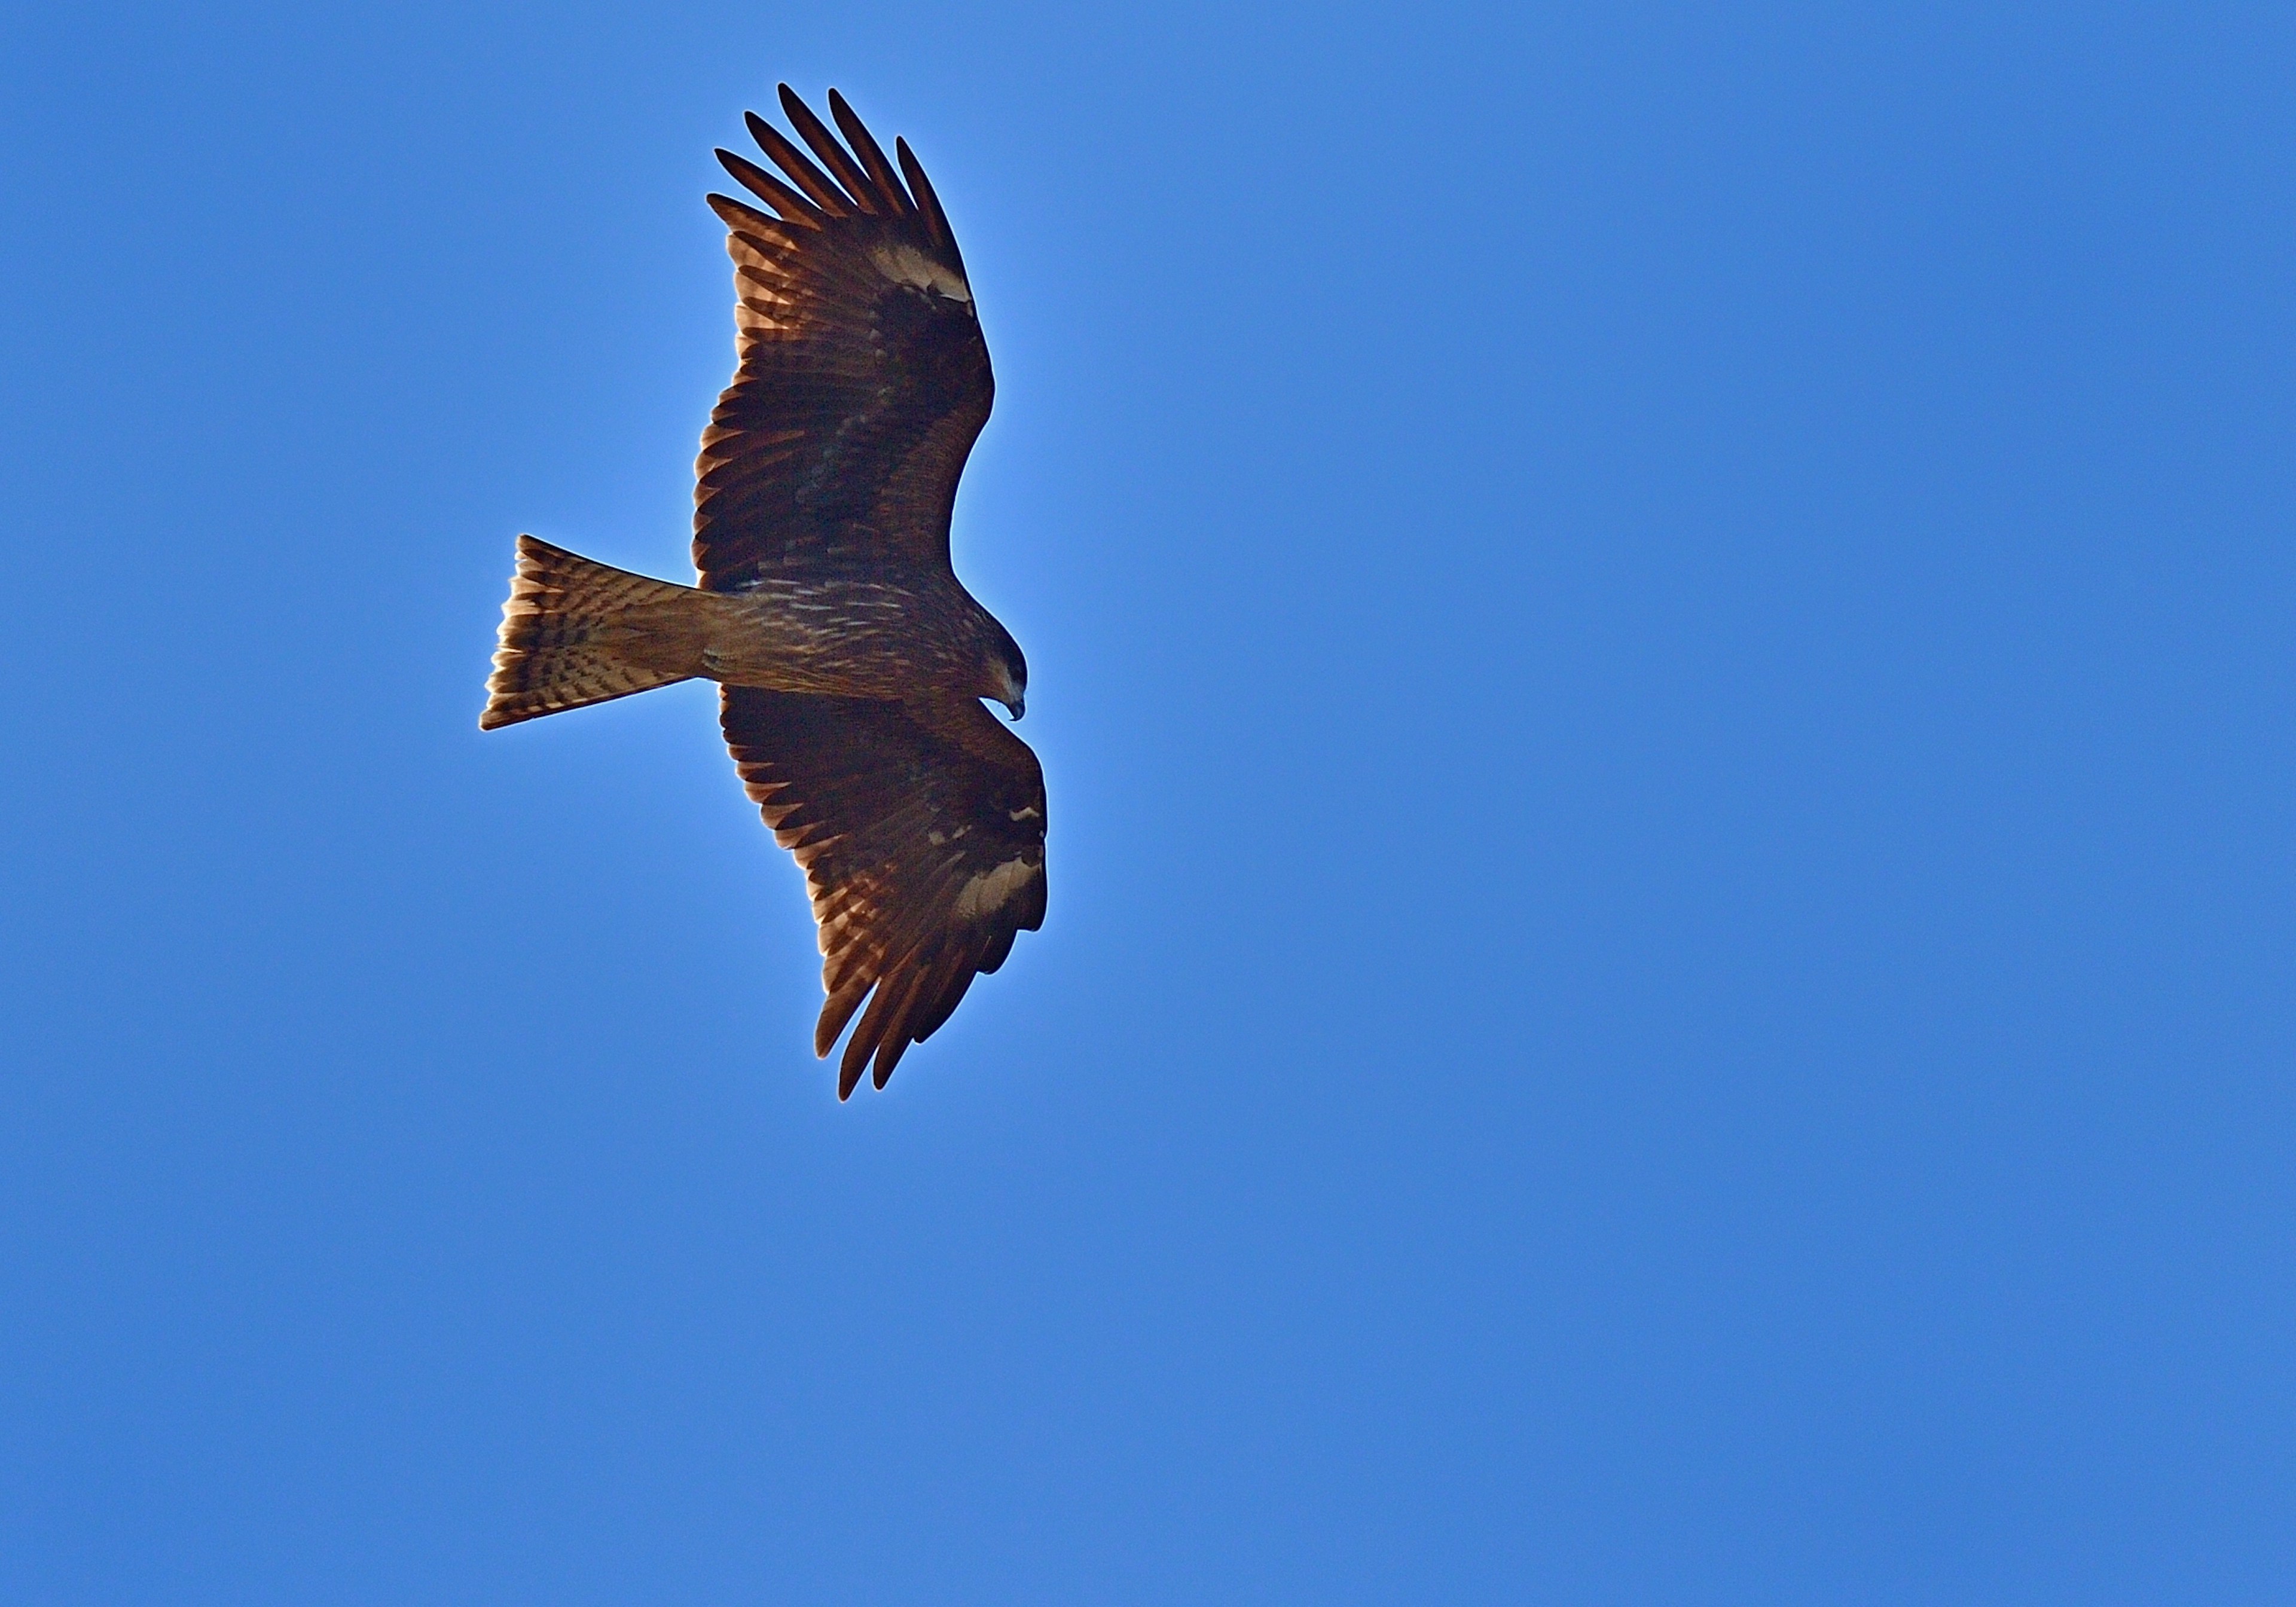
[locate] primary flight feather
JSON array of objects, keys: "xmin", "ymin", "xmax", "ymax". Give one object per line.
[{"xmin": 481, "ymin": 87, "xmax": 1046, "ymax": 1098}]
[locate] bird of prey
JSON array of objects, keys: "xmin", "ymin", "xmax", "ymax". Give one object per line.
[{"xmin": 480, "ymin": 86, "xmax": 1046, "ymax": 1098}]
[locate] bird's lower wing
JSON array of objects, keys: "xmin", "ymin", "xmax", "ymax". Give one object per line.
[{"xmin": 720, "ymin": 688, "xmax": 1047, "ymax": 1096}]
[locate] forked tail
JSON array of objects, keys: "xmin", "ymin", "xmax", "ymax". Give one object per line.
[{"xmin": 480, "ymin": 534, "xmax": 703, "ymax": 729}]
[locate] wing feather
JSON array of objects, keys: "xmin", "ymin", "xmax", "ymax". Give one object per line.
[
  {"xmin": 713, "ymin": 151, "xmax": 825, "ymax": 228},
  {"xmin": 828, "ymin": 88, "xmax": 917, "ymax": 218},
  {"xmin": 895, "ymin": 136, "xmax": 963, "ymax": 268},
  {"xmin": 780, "ymin": 84, "xmax": 884, "ymax": 216},
  {"xmin": 697, "ymin": 88, "xmax": 990, "ymax": 591},
  {"xmin": 745, "ymin": 109, "xmax": 855, "ymax": 216},
  {"xmin": 722, "ymin": 688, "xmax": 1047, "ymax": 1097}
]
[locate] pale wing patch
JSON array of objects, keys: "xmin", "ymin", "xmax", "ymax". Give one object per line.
[
  {"xmin": 951, "ymin": 857, "xmax": 1037, "ymax": 922},
  {"xmin": 869, "ymin": 242, "xmax": 973, "ymax": 304}
]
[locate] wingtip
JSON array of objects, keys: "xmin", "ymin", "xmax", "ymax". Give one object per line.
[
  {"xmin": 746, "ymin": 108, "xmax": 856, "ymax": 218},
  {"xmin": 777, "ymin": 83, "xmax": 826, "ymax": 134},
  {"xmin": 872, "ymin": 1034, "xmax": 910, "ymax": 1090},
  {"xmin": 894, "ymin": 135, "xmax": 959, "ymax": 257},
  {"xmin": 775, "ymin": 84, "xmax": 880, "ymax": 217}
]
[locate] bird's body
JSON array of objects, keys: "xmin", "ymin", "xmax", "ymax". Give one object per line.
[
  {"xmin": 491, "ymin": 545, "xmax": 1016, "ymax": 705},
  {"xmin": 702, "ymin": 561, "xmax": 1017, "ymax": 702},
  {"xmin": 481, "ymin": 87, "xmax": 1046, "ymax": 1098}
]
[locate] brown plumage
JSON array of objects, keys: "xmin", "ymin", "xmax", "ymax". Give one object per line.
[{"xmin": 481, "ymin": 87, "xmax": 1046, "ymax": 1098}]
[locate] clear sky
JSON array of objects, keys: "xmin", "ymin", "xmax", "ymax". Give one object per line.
[{"xmin": 4, "ymin": 2, "xmax": 2291, "ymax": 1601}]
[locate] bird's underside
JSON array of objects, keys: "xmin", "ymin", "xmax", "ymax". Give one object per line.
[{"xmin": 481, "ymin": 85, "xmax": 1045, "ymax": 1098}]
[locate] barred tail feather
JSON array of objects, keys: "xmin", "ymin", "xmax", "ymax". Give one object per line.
[{"xmin": 480, "ymin": 534, "xmax": 702, "ymax": 729}]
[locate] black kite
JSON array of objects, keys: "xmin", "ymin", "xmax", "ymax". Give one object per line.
[{"xmin": 481, "ymin": 87, "xmax": 1046, "ymax": 1098}]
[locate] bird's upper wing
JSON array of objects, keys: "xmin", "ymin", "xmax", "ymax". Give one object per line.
[
  {"xmin": 695, "ymin": 87, "xmax": 991, "ymax": 591},
  {"xmin": 721, "ymin": 686, "xmax": 1047, "ymax": 1096}
]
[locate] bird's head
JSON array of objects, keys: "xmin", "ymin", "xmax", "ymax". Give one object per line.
[{"xmin": 983, "ymin": 624, "xmax": 1027, "ymax": 720}]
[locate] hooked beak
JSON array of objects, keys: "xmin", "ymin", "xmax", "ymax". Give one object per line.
[{"xmin": 1003, "ymin": 693, "xmax": 1026, "ymax": 720}]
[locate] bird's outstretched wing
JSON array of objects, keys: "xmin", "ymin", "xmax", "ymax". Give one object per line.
[
  {"xmin": 696, "ymin": 87, "xmax": 991, "ymax": 591},
  {"xmin": 722, "ymin": 686, "xmax": 1047, "ymax": 1096}
]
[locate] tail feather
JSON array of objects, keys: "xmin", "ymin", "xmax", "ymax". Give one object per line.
[{"xmin": 481, "ymin": 534, "xmax": 702, "ymax": 729}]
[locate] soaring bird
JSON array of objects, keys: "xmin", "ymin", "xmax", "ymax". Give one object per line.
[{"xmin": 480, "ymin": 87, "xmax": 1046, "ymax": 1098}]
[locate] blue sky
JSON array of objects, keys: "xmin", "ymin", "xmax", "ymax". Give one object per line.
[{"xmin": 3, "ymin": 2, "xmax": 2291, "ymax": 1601}]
